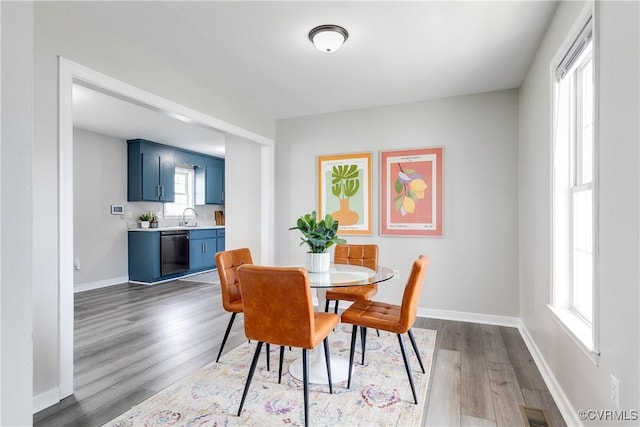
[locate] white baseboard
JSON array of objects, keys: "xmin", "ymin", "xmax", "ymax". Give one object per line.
[
  {"xmin": 518, "ymin": 321, "xmax": 581, "ymax": 427},
  {"xmin": 33, "ymin": 388, "xmax": 60, "ymax": 414},
  {"xmin": 74, "ymin": 275, "xmax": 129, "ymax": 293},
  {"xmin": 417, "ymin": 307, "xmax": 520, "ymax": 327}
]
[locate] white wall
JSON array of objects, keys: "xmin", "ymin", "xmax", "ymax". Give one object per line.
[
  {"xmin": 33, "ymin": 2, "xmax": 271, "ymax": 406},
  {"xmin": 224, "ymin": 135, "xmax": 264, "ymax": 263},
  {"xmin": 519, "ymin": 1, "xmax": 639, "ymax": 424},
  {"xmin": 1, "ymin": 2, "xmax": 33, "ymax": 425},
  {"xmin": 276, "ymin": 90, "xmax": 520, "ymax": 316}
]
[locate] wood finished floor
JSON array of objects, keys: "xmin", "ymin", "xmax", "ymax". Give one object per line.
[{"xmin": 34, "ymin": 279, "xmax": 565, "ymax": 427}]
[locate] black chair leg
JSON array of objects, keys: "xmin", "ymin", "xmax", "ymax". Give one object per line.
[
  {"xmin": 347, "ymin": 325, "xmax": 358, "ymax": 389},
  {"xmin": 302, "ymin": 348, "xmax": 309, "ymax": 427},
  {"xmin": 334, "ymin": 300, "xmax": 339, "ymax": 314},
  {"xmin": 216, "ymin": 312, "xmax": 237, "ymax": 362},
  {"xmin": 397, "ymin": 334, "xmax": 418, "ymax": 404},
  {"xmin": 360, "ymin": 326, "xmax": 367, "ymax": 365},
  {"xmin": 278, "ymin": 345, "xmax": 285, "ymax": 383},
  {"xmin": 238, "ymin": 341, "xmax": 263, "ymax": 415},
  {"xmin": 323, "ymin": 337, "xmax": 333, "ymax": 394},
  {"xmin": 324, "ymin": 299, "xmax": 331, "ymax": 312},
  {"xmin": 407, "ymin": 328, "xmax": 426, "ymax": 373},
  {"xmin": 265, "ymin": 343, "xmax": 270, "ymax": 371}
]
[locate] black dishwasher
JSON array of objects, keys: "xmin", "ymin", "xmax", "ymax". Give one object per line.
[{"xmin": 160, "ymin": 230, "xmax": 190, "ymax": 276}]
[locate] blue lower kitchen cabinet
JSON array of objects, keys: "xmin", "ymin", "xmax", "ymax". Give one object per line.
[
  {"xmin": 189, "ymin": 229, "xmax": 217, "ymax": 271},
  {"xmin": 215, "ymin": 228, "xmax": 225, "ymax": 262},
  {"xmin": 129, "ymin": 228, "xmax": 226, "ymax": 283},
  {"xmin": 128, "ymin": 231, "xmax": 161, "ymax": 283}
]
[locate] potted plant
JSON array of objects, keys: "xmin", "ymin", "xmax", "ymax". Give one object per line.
[
  {"xmin": 289, "ymin": 211, "xmax": 346, "ymax": 272},
  {"xmin": 138, "ymin": 211, "xmax": 153, "ymax": 228}
]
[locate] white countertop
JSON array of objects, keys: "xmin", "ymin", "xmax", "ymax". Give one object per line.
[{"xmin": 128, "ymin": 225, "xmax": 225, "ymax": 232}]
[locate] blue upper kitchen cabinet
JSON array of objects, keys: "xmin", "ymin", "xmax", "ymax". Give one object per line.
[
  {"xmin": 195, "ymin": 156, "xmax": 225, "ymax": 205},
  {"xmin": 128, "ymin": 139, "xmax": 175, "ymax": 202}
]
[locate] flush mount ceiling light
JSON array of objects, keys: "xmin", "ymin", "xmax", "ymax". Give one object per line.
[{"xmin": 308, "ymin": 25, "xmax": 349, "ymax": 53}]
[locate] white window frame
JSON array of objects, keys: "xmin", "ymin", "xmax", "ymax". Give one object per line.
[
  {"xmin": 163, "ymin": 166, "xmax": 195, "ymax": 218},
  {"xmin": 548, "ymin": 5, "xmax": 600, "ymax": 365}
]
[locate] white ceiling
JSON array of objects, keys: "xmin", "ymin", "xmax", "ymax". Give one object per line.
[
  {"xmin": 73, "ymin": 84, "xmax": 226, "ymax": 157},
  {"xmin": 70, "ymin": 1, "xmax": 558, "ymax": 155}
]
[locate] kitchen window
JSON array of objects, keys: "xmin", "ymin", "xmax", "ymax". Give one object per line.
[
  {"xmin": 549, "ymin": 14, "xmax": 599, "ymax": 364},
  {"xmin": 164, "ymin": 167, "xmax": 195, "ymax": 217}
]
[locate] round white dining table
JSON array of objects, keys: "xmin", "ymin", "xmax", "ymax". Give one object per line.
[{"xmin": 288, "ymin": 263, "xmax": 394, "ymax": 384}]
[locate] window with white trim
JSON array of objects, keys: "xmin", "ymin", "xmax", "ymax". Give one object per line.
[
  {"xmin": 550, "ymin": 15, "xmax": 599, "ymax": 362},
  {"xmin": 164, "ymin": 167, "xmax": 195, "ymax": 217}
]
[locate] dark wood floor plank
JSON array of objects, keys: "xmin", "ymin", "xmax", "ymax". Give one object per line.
[
  {"xmin": 460, "ymin": 322, "xmax": 496, "ymax": 421},
  {"xmin": 461, "ymin": 414, "xmax": 497, "ymax": 426},
  {"xmin": 522, "ymin": 388, "xmax": 567, "ymax": 427},
  {"xmin": 500, "ymin": 327, "xmax": 548, "ymax": 391},
  {"xmin": 481, "ymin": 324, "xmax": 511, "ymax": 363},
  {"xmin": 438, "ymin": 320, "xmax": 463, "ymax": 351},
  {"xmin": 415, "ymin": 317, "xmax": 442, "ymax": 331},
  {"xmin": 424, "ymin": 349, "xmax": 461, "ymax": 426},
  {"xmin": 487, "ymin": 361, "xmax": 526, "ymax": 427}
]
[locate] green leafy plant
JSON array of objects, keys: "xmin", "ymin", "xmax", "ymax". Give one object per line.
[
  {"xmin": 138, "ymin": 211, "xmax": 153, "ymax": 222},
  {"xmin": 289, "ymin": 211, "xmax": 346, "ymax": 253},
  {"xmin": 331, "ymin": 164, "xmax": 360, "ymax": 199}
]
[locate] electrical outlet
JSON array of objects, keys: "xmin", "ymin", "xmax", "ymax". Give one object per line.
[
  {"xmin": 393, "ymin": 269, "xmax": 400, "ymax": 279},
  {"xmin": 74, "ymin": 258, "xmax": 81, "ymax": 271},
  {"xmin": 610, "ymin": 373, "xmax": 620, "ymax": 409}
]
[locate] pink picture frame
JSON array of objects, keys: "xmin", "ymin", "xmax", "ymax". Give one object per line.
[{"xmin": 380, "ymin": 147, "xmax": 443, "ymax": 236}]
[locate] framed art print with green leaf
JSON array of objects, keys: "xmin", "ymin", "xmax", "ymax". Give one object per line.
[
  {"xmin": 380, "ymin": 147, "xmax": 443, "ymax": 236},
  {"xmin": 317, "ymin": 152, "xmax": 372, "ymax": 235}
]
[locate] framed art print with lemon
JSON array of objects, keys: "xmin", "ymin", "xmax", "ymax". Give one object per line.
[{"xmin": 380, "ymin": 147, "xmax": 443, "ymax": 236}]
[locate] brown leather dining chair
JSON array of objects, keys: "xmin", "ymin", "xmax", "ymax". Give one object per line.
[
  {"xmin": 324, "ymin": 244, "xmax": 379, "ymax": 313},
  {"xmin": 214, "ymin": 248, "xmax": 253, "ymax": 363},
  {"xmin": 236, "ymin": 265, "xmax": 340, "ymax": 427},
  {"xmin": 340, "ymin": 255, "xmax": 429, "ymax": 404}
]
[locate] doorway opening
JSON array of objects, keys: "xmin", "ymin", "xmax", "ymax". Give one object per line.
[{"xmin": 57, "ymin": 57, "xmax": 274, "ymax": 402}]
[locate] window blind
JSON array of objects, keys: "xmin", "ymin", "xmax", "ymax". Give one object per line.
[{"xmin": 556, "ymin": 16, "xmax": 593, "ymax": 81}]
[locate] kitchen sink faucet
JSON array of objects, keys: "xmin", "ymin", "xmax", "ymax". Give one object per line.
[{"xmin": 182, "ymin": 207, "xmax": 198, "ymax": 226}]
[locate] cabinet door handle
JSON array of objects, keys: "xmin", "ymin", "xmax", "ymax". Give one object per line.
[
  {"xmin": 221, "ymin": 191, "xmax": 224, "ymax": 202},
  {"xmin": 161, "ymin": 186, "xmax": 165, "ymax": 197},
  {"xmin": 157, "ymin": 185, "xmax": 161, "ymax": 197}
]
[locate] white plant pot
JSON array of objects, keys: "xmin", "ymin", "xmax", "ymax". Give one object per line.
[
  {"xmin": 306, "ymin": 252, "xmax": 330, "ymax": 273},
  {"xmin": 139, "ymin": 221, "xmax": 150, "ymax": 229}
]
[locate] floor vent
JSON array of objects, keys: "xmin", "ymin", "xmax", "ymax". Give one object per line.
[{"xmin": 520, "ymin": 405, "xmax": 552, "ymax": 427}]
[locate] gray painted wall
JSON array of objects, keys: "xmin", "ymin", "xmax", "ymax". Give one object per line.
[
  {"xmin": 519, "ymin": 0, "xmax": 639, "ymax": 420},
  {"xmin": 1, "ymin": 2, "xmax": 33, "ymax": 425},
  {"xmin": 276, "ymin": 89, "xmax": 520, "ymax": 315},
  {"xmin": 73, "ymin": 129, "xmax": 129, "ymax": 287}
]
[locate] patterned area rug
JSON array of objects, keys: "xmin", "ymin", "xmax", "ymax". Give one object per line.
[{"xmin": 104, "ymin": 324, "xmax": 436, "ymax": 427}]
